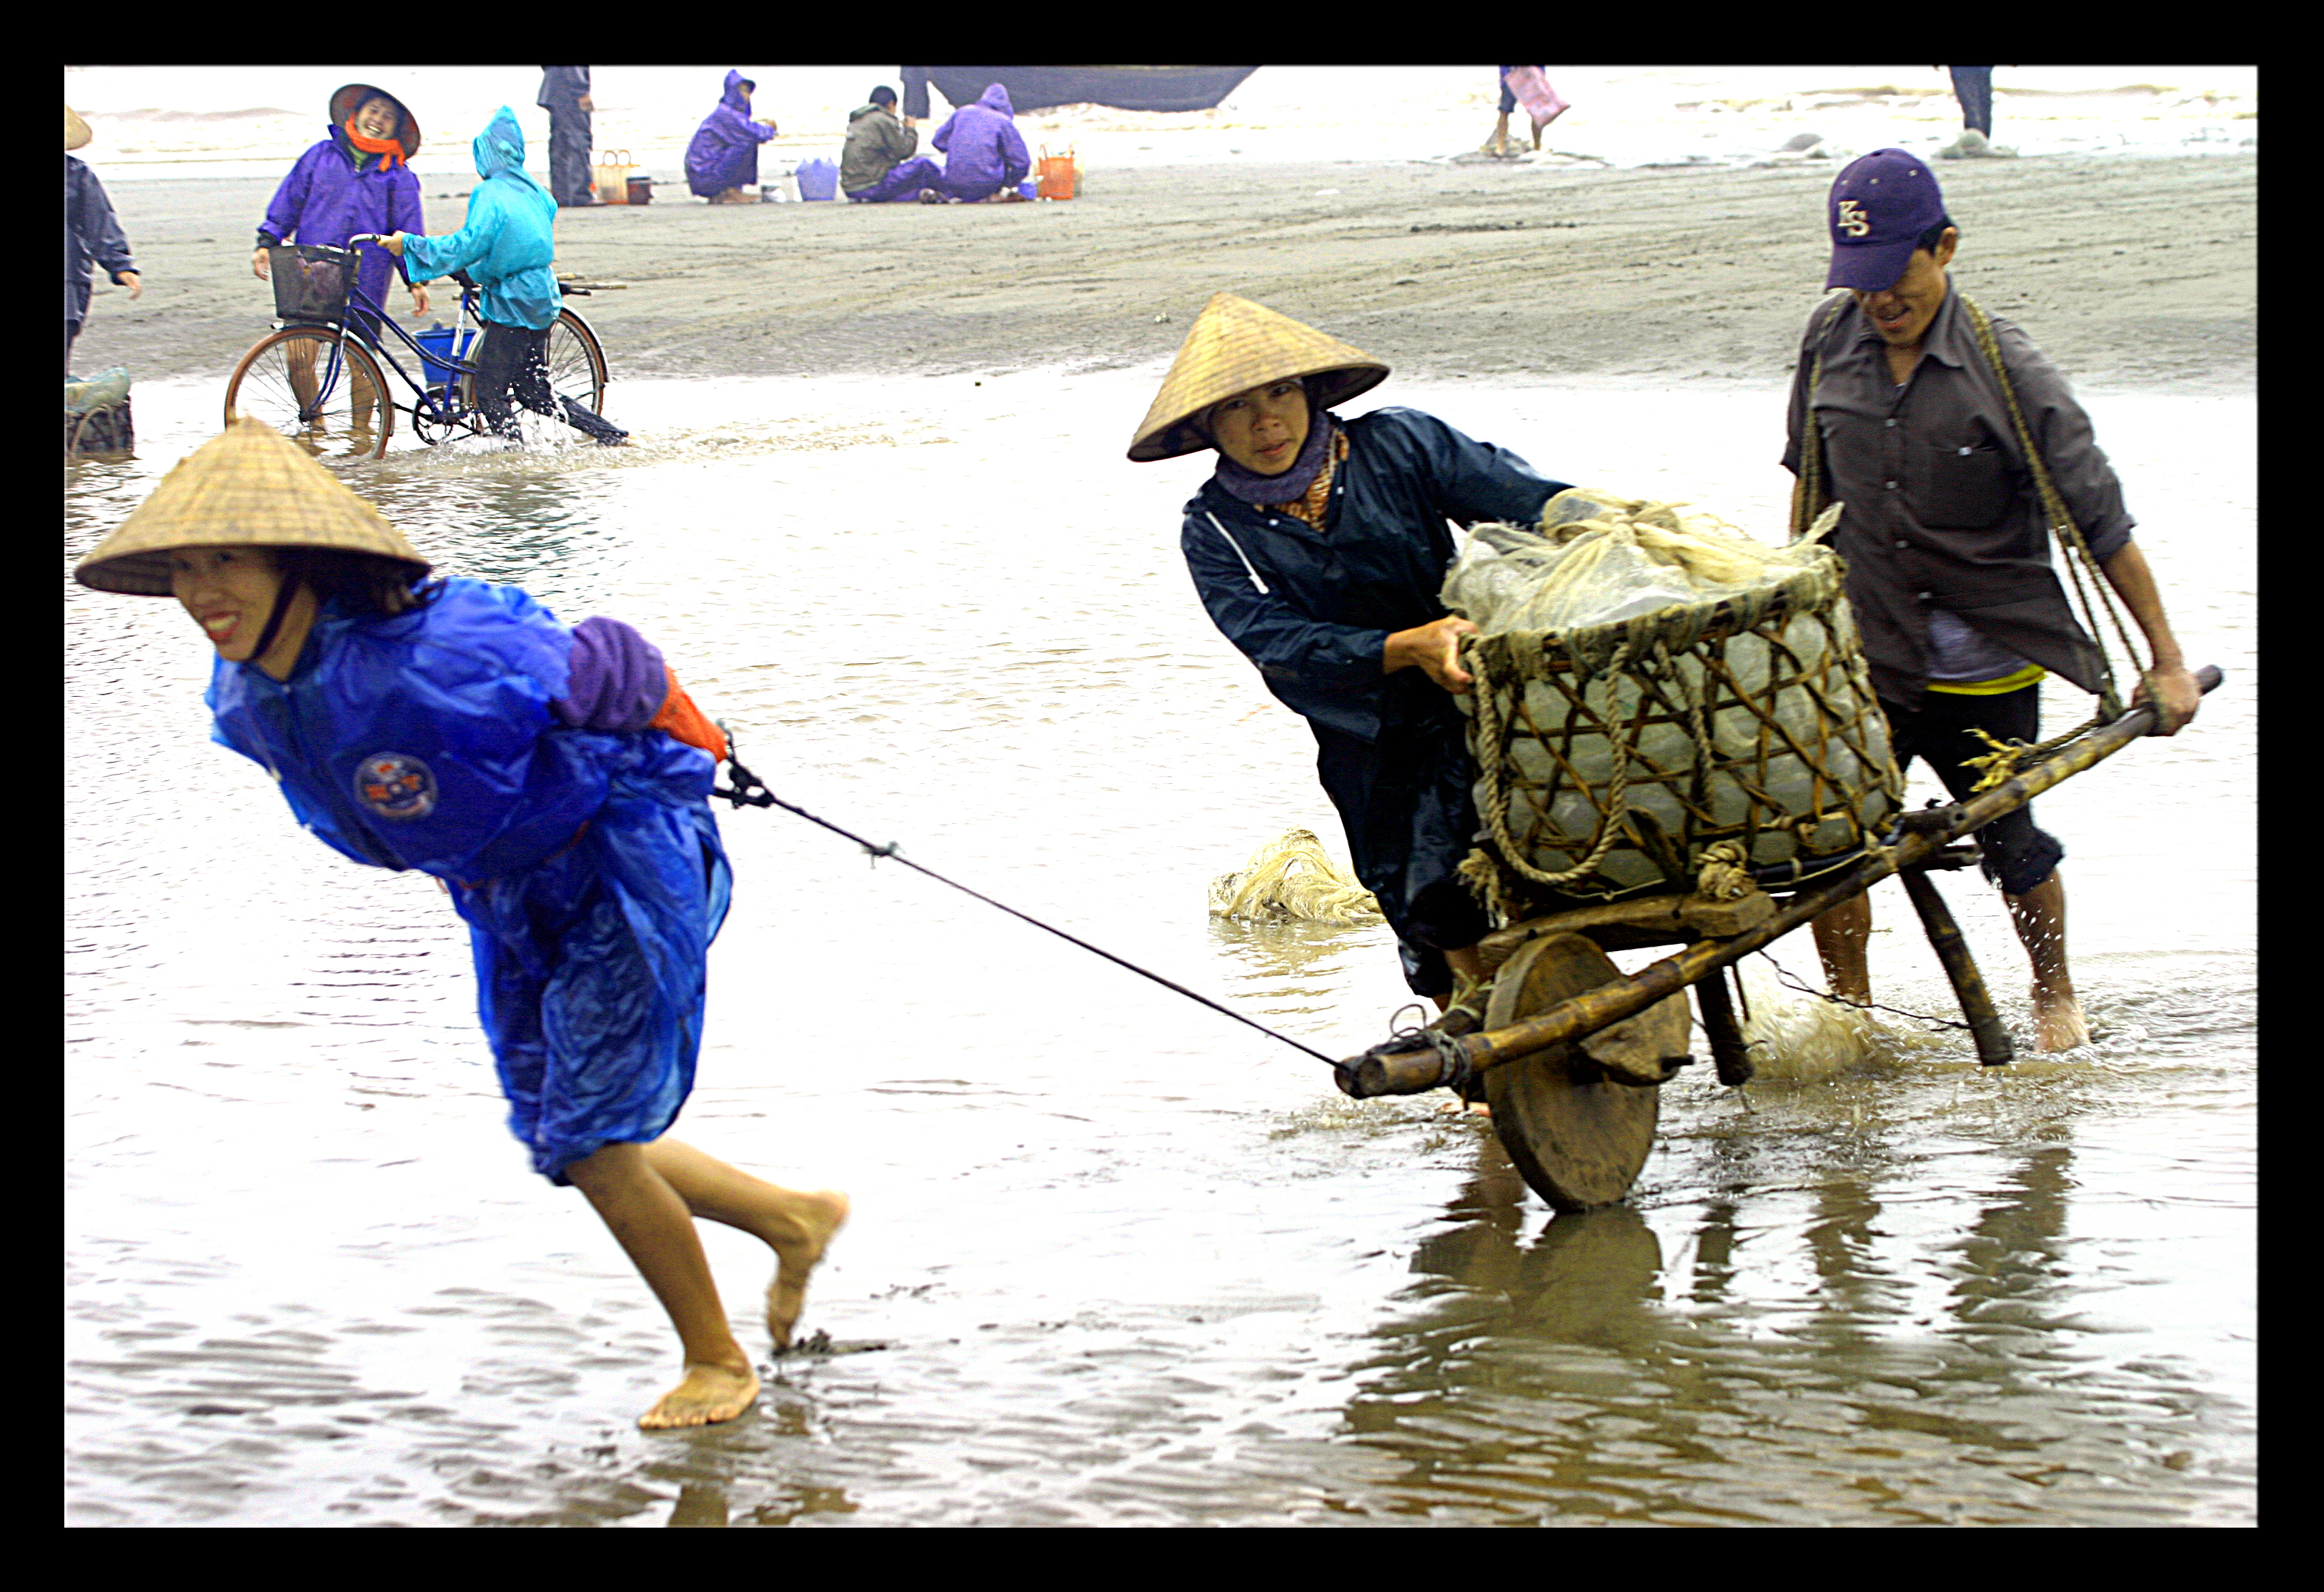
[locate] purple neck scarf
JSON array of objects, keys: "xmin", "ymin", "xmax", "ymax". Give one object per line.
[{"xmin": 1211, "ymin": 413, "xmax": 1338, "ymax": 506}]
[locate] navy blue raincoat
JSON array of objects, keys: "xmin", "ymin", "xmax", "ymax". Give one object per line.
[
  {"xmin": 206, "ymin": 578, "xmax": 733, "ymax": 1183},
  {"xmin": 1180, "ymin": 407, "xmax": 1568, "ymax": 993}
]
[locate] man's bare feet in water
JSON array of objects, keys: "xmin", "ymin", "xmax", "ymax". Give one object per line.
[
  {"xmin": 640, "ymin": 1356, "xmax": 760, "ymax": 1430},
  {"xmin": 2032, "ymin": 982, "xmax": 2091, "ymax": 1052},
  {"xmin": 767, "ymin": 1190, "xmax": 850, "ymax": 1350}
]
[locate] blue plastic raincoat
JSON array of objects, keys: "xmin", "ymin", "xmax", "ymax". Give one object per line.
[
  {"xmin": 930, "ymin": 83, "xmax": 1031, "ymax": 196},
  {"xmin": 685, "ymin": 70, "xmax": 773, "ymax": 197},
  {"xmin": 401, "ymin": 109, "xmax": 562, "ymax": 332},
  {"xmin": 1179, "ymin": 407, "xmax": 1569, "ymax": 995},
  {"xmin": 258, "ymin": 131, "xmax": 423, "ymax": 330},
  {"xmin": 206, "ymin": 578, "xmax": 733, "ymax": 1183}
]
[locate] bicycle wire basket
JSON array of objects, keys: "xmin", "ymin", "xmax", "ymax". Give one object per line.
[{"xmin": 269, "ymin": 244, "xmax": 358, "ymax": 324}]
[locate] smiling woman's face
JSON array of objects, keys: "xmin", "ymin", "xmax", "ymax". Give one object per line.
[
  {"xmin": 353, "ymin": 96, "xmax": 399, "ymax": 141},
  {"xmin": 1208, "ymin": 379, "xmax": 1309, "ymax": 475},
  {"xmin": 170, "ymin": 545, "xmax": 285, "ymax": 662}
]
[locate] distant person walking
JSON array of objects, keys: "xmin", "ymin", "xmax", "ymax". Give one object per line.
[
  {"xmin": 1485, "ymin": 66, "xmax": 1566, "ymax": 157},
  {"xmin": 539, "ymin": 66, "xmax": 595, "ymax": 207},
  {"xmin": 843, "ymin": 85, "xmax": 940, "ymax": 203},
  {"xmin": 923, "ymin": 83, "xmax": 1031, "ymax": 203},
  {"xmin": 1945, "ymin": 66, "xmax": 1995, "ymax": 139},
  {"xmin": 66, "ymin": 106, "xmax": 140, "ymax": 377},
  {"xmin": 685, "ymin": 70, "xmax": 776, "ymax": 203}
]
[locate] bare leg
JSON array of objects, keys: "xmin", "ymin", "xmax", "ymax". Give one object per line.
[
  {"xmin": 1812, "ymin": 893, "xmax": 1874, "ymax": 1005},
  {"xmin": 2005, "ymin": 870, "xmax": 2089, "ymax": 1051},
  {"xmin": 1487, "ymin": 111, "xmax": 1511, "ymax": 155},
  {"xmin": 640, "ymin": 1138, "xmax": 849, "ymax": 1350},
  {"xmin": 562, "ymin": 1141, "xmax": 760, "ymax": 1429},
  {"xmin": 287, "ymin": 340, "xmax": 321, "ymax": 420}
]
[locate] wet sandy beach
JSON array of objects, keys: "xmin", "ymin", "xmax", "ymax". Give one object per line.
[
  {"xmin": 74, "ymin": 154, "xmax": 2253, "ymax": 391},
  {"xmin": 66, "ymin": 151, "xmax": 2255, "ymax": 1526}
]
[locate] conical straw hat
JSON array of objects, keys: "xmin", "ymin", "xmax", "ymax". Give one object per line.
[
  {"xmin": 1127, "ymin": 292, "xmax": 1389, "ymax": 462},
  {"xmin": 74, "ymin": 417, "xmax": 431, "ymax": 597},
  {"xmin": 329, "ymin": 83, "xmax": 422, "ymax": 157},
  {"xmin": 66, "ymin": 105, "xmax": 91, "ymax": 151}
]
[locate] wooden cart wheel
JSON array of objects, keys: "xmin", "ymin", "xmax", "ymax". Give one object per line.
[{"xmin": 1483, "ymin": 932, "xmax": 1662, "ymax": 1213}]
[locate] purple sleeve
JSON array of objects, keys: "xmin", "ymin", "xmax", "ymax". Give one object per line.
[
  {"xmin": 262, "ymin": 144, "xmax": 322, "ymax": 245},
  {"xmin": 550, "ymin": 615, "xmax": 670, "ymax": 732}
]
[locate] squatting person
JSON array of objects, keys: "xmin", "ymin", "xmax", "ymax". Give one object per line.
[
  {"xmin": 1131, "ymin": 293, "xmax": 1573, "ymax": 1006},
  {"xmin": 1787, "ymin": 149, "xmax": 2201, "ymax": 1051},
  {"xmin": 74, "ymin": 418, "xmax": 848, "ymax": 1430}
]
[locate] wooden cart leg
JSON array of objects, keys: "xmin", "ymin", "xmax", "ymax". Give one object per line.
[
  {"xmin": 1897, "ymin": 867, "xmax": 2016, "ymax": 1066},
  {"xmin": 1693, "ymin": 967, "xmax": 1755, "ymax": 1087}
]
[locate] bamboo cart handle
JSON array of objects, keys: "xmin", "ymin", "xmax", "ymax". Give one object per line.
[{"xmin": 1340, "ymin": 665, "xmax": 2223, "ymax": 1098}]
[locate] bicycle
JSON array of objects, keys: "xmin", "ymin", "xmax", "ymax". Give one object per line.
[{"xmin": 224, "ymin": 238, "xmax": 609, "ymax": 461}]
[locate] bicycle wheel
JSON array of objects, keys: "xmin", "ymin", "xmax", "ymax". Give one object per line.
[
  {"xmin": 224, "ymin": 327, "xmax": 394, "ymax": 462},
  {"xmin": 545, "ymin": 309, "xmax": 608, "ymax": 416}
]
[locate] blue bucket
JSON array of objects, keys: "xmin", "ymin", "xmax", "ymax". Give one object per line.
[
  {"xmin": 795, "ymin": 157, "xmax": 839, "ymax": 202},
  {"xmin": 415, "ymin": 325, "xmax": 476, "ymax": 387}
]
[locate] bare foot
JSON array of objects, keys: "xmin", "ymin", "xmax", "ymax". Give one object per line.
[
  {"xmin": 2032, "ymin": 983, "xmax": 2091, "ymax": 1052},
  {"xmin": 766, "ymin": 1190, "xmax": 850, "ymax": 1350},
  {"xmin": 639, "ymin": 1359, "xmax": 759, "ymax": 1430}
]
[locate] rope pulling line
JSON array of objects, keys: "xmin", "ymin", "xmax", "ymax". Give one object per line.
[{"xmin": 709, "ymin": 728, "xmax": 1350, "ymax": 1077}]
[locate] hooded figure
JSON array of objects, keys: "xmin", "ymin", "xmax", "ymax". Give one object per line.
[
  {"xmin": 685, "ymin": 70, "xmax": 774, "ymax": 199},
  {"xmin": 1131, "ymin": 294, "xmax": 1572, "ymax": 1000},
  {"xmin": 254, "ymin": 84, "xmax": 426, "ymax": 342},
  {"xmin": 401, "ymin": 106, "xmax": 560, "ymax": 332},
  {"xmin": 928, "ymin": 83, "xmax": 1030, "ymax": 201},
  {"xmin": 394, "ymin": 110, "xmax": 625, "ymax": 444}
]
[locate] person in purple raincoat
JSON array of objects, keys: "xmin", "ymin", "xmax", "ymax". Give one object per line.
[
  {"xmin": 924, "ymin": 83, "xmax": 1031, "ymax": 203},
  {"xmin": 685, "ymin": 70, "xmax": 776, "ymax": 202},
  {"xmin": 252, "ymin": 84, "xmax": 429, "ymax": 340}
]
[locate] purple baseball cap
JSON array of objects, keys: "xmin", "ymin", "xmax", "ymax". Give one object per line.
[{"xmin": 1824, "ymin": 149, "xmax": 1948, "ymax": 292}]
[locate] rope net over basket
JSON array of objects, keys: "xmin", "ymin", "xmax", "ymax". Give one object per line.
[{"xmin": 1446, "ymin": 487, "xmax": 1905, "ymax": 918}]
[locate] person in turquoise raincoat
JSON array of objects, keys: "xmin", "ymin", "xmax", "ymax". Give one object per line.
[
  {"xmin": 381, "ymin": 107, "xmax": 626, "ymax": 444},
  {"xmin": 73, "ymin": 419, "xmax": 850, "ymax": 1431}
]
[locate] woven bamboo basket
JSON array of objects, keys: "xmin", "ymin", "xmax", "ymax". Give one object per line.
[{"xmin": 1449, "ymin": 499, "xmax": 1904, "ymax": 915}]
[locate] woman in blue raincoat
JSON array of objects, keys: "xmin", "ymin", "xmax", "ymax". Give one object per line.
[
  {"xmin": 1130, "ymin": 293, "xmax": 1571, "ymax": 1003},
  {"xmin": 252, "ymin": 84, "xmax": 430, "ymax": 341},
  {"xmin": 73, "ymin": 419, "xmax": 848, "ymax": 1431},
  {"xmin": 685, "ymin": 70, "xmax": 777, "ymax": 202},
  {"xmin": 381, "ymin": 108, "xmax": 627, "ymax": 445}
]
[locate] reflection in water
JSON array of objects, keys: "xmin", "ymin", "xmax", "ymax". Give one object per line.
[{"xmin": 66, "ymin": 377, "xmax": 2252, "ymax": 1525}]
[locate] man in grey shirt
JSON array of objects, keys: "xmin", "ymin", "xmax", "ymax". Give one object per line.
[{"xmin": 1784, "ymin": 149, "xmax": 2202, "ymax": 1051}]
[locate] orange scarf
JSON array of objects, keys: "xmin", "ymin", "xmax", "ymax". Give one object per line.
[{"xmin": 343, "ymin": 120, "xmax": 407, "ymax": 169}]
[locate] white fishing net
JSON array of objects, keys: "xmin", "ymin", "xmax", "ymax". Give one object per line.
[{"xmin": 1207, "ymin": 829, "xmax": 1384, "ymax": 926}]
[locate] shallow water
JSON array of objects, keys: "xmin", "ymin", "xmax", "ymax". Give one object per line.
[{"xmin": 64, "ymin": 371, "xmax": 2254, "ymax": 1526}]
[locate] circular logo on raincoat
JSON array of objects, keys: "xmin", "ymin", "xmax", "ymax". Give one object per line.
[{"xmin": 354, "ymin": 752, "xmax": 437, "ymax": 820}]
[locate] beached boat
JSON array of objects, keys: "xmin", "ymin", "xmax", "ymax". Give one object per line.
[{"xmin": 903, "ymin": 66, "xmax": 1258, "ymax": 117}]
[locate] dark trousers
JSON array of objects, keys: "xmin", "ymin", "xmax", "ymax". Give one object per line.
[
  {"xmin": 66, "ymin": 317, "xmax": 80, "ymax": 377},
  {"xmin": 547, "ymin": 111, "xmax": 594, "ymax": 205},
  {"xmin": 473, "ymin": 320, "xmax": 627, "ymax": 444},
  {"xmin": 1950, "ymin": 67, "xmax": 1995, "ymax": 136},
  {"xmin": 1882, "ymin": 684, "xmax": 2062, "ymax": 896}
]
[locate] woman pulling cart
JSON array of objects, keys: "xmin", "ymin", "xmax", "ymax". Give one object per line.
[
  {"xmin": 1128, "ymin": 292, "xmax": 1574, "ymax": 1010},
  {"xmin": 73, "ymin": 419, "xmax": 843, "ymax": 1429}
]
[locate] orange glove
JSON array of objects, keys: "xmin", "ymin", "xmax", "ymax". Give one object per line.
[{"xmin": 647, "ymin": 667, "xmax": 729, "ymax": 763}]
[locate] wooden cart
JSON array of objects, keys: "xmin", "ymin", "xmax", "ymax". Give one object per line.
[{"xmin": 1335, "ymin": 666, "xmax": 2222, "ymax": 1212}]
